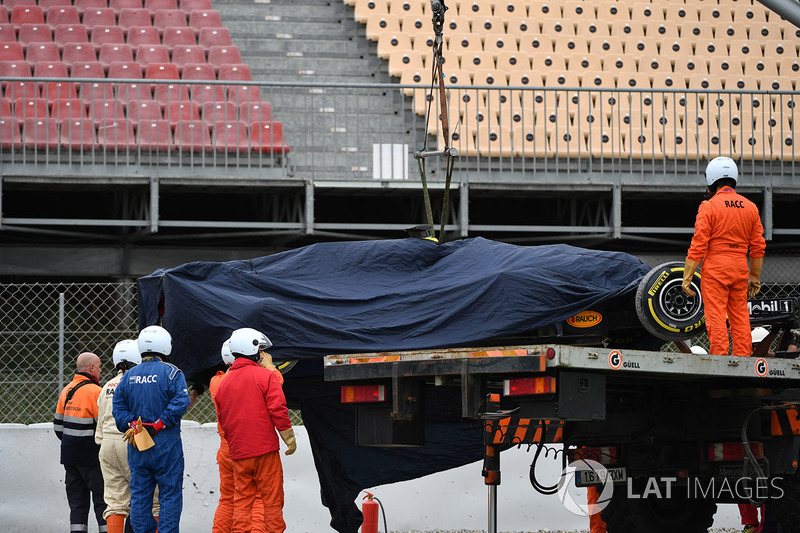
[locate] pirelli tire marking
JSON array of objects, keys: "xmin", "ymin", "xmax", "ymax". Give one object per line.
[{"xmin": 635, "ymin": 262, "xmax": 705, "ymax": 342}]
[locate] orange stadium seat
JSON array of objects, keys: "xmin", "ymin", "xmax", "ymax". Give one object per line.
[
  {"xmin": 483, "ymin": 33, "xmax": 515, "ymax": 57},
  {"xmin": 750, "ymin": 22, "xmax": 783, "ymax": 40},
  {"xmin": 709, "ymin": 57, "xmax": 744, "ymax": 77},
  {"xmin": 674, "ymin": 56, "xmax": 708, "ymax": 77},
  {"xmin": 626, "ymin": 37, "xmax": 657, "ymax": 57},
  {"xmin": 728, "ymin": 39, "xmax": 761, "ymax": 59},
  {"xmin": 764, "ymin": 39, "xmax": 799, "ymax": 59},
  {"xmin": 589, "ymin": 37, "xmax": 623, "ymax": 55},
  {"xmin": 496, "ymin": 51, "xmax": 529, "ymax": 71},
  {"xmin": 528, "ymin": 0, "xmax": 561, "ymax": 20},
  {"xmin": 664, "ymin": 4, "xmax": 697, "ymax": 24},
  {"xmin": 54, "ymin": 25, "xmax": 90, "ymax": 48},
  {"xmin": 718, "ymin": 22, "xmax": 750, "ymax": 40},
  {"xmin": 354, "ymin": 0, "xmax": 389, "ymax": 23},
  {"xmin": 645, "ymin": 20, "xmax": 681, "ymax": 40},
  {"xmin": 399, "ymin": 14, "xmax": 427, "ymax": 37},
  {"xmin": 388, "ymin": 49, "xmax": 424, "ymax": 77},
  {"xmin": 512, "ymin": 123, "xmax": 552, "ymax": 158},
  {"xmin": 562, "ymin": 1, "xmax": 595, "ymax": 20},
  {"xmin": 365, "ymin": 14, "xmax": 400, "ymax": 40},
  {"xmin": 631, "ymin": 3, "xmax": 663, "ymax": 22},
  {"xmin": 609, "ymin": 20, "xmax": 644, "ymax": 38},
  {"xmin": 494, "ymin": 0, "xmax": 527, "ymax": 20},
  {"xmin": 378, "ymin": 33, "xmax": 413, "ymax": 59},
  {"xmin": 455, "ymin": 0, "xmax": 492, "ymax": 18},
  {"xmin": 779, "ymin": 57, "xmax": 800, "ymax": 76},
  {"xmin": 531, "ymin": 51, "xmax": 566, "ymax": 72},
  {"xmin": 698, "ymin": 5, "xmax": 732, "ymax": 25},
  {"xmin": 442, "ymin": 14, "xmax": 470, "ymax": 34},
  {"xmin": 744, "ymin": 57, "xmax": 779, "ymax": 78},
  {"xmin": 662, "ymin": 127, "xmax": 699, "ymax": 160},
  {"xmin": 568, "ymin": 53, "xmax": 602, "ymax": 74},
  {"xmin": 596, "ymin": 0, "xmax": 629, "ymax": 21},
  {"xmin": 519, "ymin": 35, "xmax": 554, "ymax": 54},
  {"xmin": 506, "ymin": 18, "xmax": 538, "ymax": 37},
  {"xmin": 581, "ymin": 70, "xmax": 616, "ymax": 89},
  {"xmin": 732, "ymin": 4, "xmax": 768, "ymax": 24},
  {"xmin": 390, "ymin": 0, "xmax": 426, "ymax": 17},
  {"xmin": 475, "ymin": 125, "xmax": 513, "ymax": 157},
  {"xmin": 461, "ymin": 51, "xmax": 493, "ymax": 69},
  {"xmin": 577, "ymin": 20, "xmax": 610, "ymax": 38},
  {"xmin": 587, "ymin": 123, "xmax": 624, "ymax": 158},
  {"xmin": 541, "ymin": 19, "xmax": 575, "ymax": 36},
  {"xmin": 555, "ymin": 35, "xmax": 589, "ymax": 55}
]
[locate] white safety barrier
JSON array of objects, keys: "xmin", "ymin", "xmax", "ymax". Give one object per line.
[{"xmin": 0, "ymin": 423, "xmax": 738, "ymax": 532}]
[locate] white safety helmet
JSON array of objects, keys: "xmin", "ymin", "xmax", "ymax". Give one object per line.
[
  {"xmin": 690, "ymin": 345, "xmax": 708, "ymax": 355},
  {"xmin": 113, "ymin": 339, "xmax": 142, "ymax": 367},
  {"xmin": 220, "ymin": 338, "xmax": 235, "ymax": 366},
  {"xmin": 137, "ymin": 325, "xmax": 172, "ymax": 357},
  {"xmin": 752, "ymin": 327, "xmax": 770, "ymax": 344},
  {"xmin": 228, "ymin": 327, "xmax": 272, "ymax": 358},
  {"xmin": 705, "ymin": 156, "xmax": 738, "ymax": 188}
]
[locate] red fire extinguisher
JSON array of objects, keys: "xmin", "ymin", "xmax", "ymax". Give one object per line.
[{"xmin": 361, "ymin": 491, "xmax": 379, "ymax": 533}]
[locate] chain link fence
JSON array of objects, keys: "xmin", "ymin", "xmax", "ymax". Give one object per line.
[{"xmin": 2, "ymin": 251, "xmax": 798, "ymax": 424}]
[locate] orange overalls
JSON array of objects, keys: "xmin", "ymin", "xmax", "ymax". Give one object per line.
[
  {"xmin": 587, "ymin": 486, "xmax": 607, "ymax": 533},
  {"xmin": 210, "ymin": 369, "xmax": 280, "ymax": 533},
  {"xmin": 687, "ymin": 186, "xmax": 766, "ymax": 356}
]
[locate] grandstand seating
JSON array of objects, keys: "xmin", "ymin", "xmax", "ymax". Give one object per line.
[
  {"xmin": 0, "ymin": 0, "xmax": 287, "ymax": 155},
  {"xmin": 351, "ymin": 0, "xmax": 797, "ymax": 160}
]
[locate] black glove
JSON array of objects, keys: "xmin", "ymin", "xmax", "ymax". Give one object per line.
[{"xmin": 141, "ymin": 419, "xmax": 166, "ymax": 437}]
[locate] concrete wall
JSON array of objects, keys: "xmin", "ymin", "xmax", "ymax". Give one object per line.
[{"xmin": 0, "ymin": 423, "xmax": 738, "ymax": 532}]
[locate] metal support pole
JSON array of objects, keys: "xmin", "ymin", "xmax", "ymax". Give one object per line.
[
  {"xmin": 459, "ymin": 181, "xmax": 469, "ymax": 237},
  {"xmin": 305, "ymin": 180, "xmax": 315, "ymax": 235},
  {"xmin": 763, "ymin": 185, "xmax": 773, "ymax": 241},
  {"xmin": 149, "ymin": 176, "xmax": 159, "ymax": 234},
  {"xmin": 612, "ymin": 184, "xmax": 622, "ymax": 239},
  {"xmin": 58, "ymin": 292, "xmax": 65, "ymax": 391},
  {"xmin": 488, "ymin": 485, "xmax": 498, "ymax": 533}
]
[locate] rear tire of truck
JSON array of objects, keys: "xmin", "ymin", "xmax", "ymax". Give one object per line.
[
  {"xmin": 776, "ymin": 474, "xmax": 800, "ymax": 533},
  {"xmin": 635, "ymin": 261, "xmax": 705, "ymax": 342},
  {"xmin": 601, "ymin": 486, "xmax": 716, "ymax": 533}
]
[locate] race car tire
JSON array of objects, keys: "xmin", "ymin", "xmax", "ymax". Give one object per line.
[{"xmin": 635, "ymin": 261, "xmax": 705, "ymax": 342}]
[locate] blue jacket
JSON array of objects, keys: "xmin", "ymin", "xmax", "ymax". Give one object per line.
[{"xmin": 113, "ymin": 358, "xmax": 190, "ymax": 439}]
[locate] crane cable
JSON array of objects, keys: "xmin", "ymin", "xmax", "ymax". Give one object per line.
[{"xmin": 415, "ymin": 0, "xmax": 458, "ymax": 242}]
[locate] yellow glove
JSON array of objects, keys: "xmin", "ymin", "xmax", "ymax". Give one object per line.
[
  {"xmin": 279, "ymin": 428, "xmax": 297, "ymax": 455},
  {"xmin": 122, "ymin": 418, "xmax": 141, "ymax": 450}
]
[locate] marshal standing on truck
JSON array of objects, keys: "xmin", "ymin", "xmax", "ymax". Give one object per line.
[{"xmin": 682, "ymin": 156, "xmax": 767, "ymax": 356}]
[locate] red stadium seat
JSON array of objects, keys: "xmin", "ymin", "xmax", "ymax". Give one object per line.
[
  {"xmin": 74, "ymin": 0, "xmax": 108, "ymax": 15},
  {"xmin": 0, "ymin": 43, "xmax": 24, "ymax": 62},
  {"xmin": 145, "ymin": 0, "xmax": 179, "ymax": 12},
  {"xmin": 207, "ymin": 46, "xmax": 242, "ymax": 70},
  {"xmin": 99, "ymin": 44, "xmax": 135, "ymax": 69},
  {"xmin": 164, "ymin": 100, "xmax": 199, "ymax": 125},
  {"xmin": 136, "ymin": 44, "xmax": 171, "ymax": 67},
  {"xmin": 250, "ymin": 121, "xmax": 289, "ymax": 153},
  {"xmin": 4, "ymin": 0, "xmax": 36, "ymax": 8},
  {"xmin": 118, "ymin": 9, "xmax": 153, "ymax": 32},
  {"xmin": 144, "ymin": 62, "xmax": 179, "ymax": 79},
  {"xmin": 50, "ymin": 98, "xmax": 87, "ymax": 120},
  {"xmin": 54, "ymin": 25, "xmax": 90, "ymax": 48},
  {"xmin": 39, "ymin": 0, "xmax": 72, "ymax": 8},
  {"xmin": 13, "ymin": 97, "xmax": 49, "ymax": 120},
  {"xmin": 153, "ymin": 9, "xmax": 187, "ymax": 32},
  {"xmin": 0, "ymin": 61, "xmax": 37, "ymax": 100},
  {"xmin": 227, "ymin": 86, "xmax": 261, "ymax": 106},
  {"xmin": 89, "ymin": 100, "xmax": 126, "ymax": 125},
  {"xmin": 90, "ymin": 26, "xmax": 126, "ymax": 48},
  {"xmin": 62, "ymin": 43, "xmax": 97, "ymax": 68},
  {"xmin": 97, "ymin": 117, "xmax": 135, "ymax": 148},
  {"xmin": 76, "ymin": 78, "xmax": 115, "ymax": 106},
  {"xmin": 201, "ymin": 101, "xmax": 235, "ymax": 126},
  {"xmin": 136, "ymin": 119, "xmax": 172, "ymax": 150},
  {"xmin": 25, "ymin": 42, "xmax": 60, "ymax": 64},
  {"xmin": 83, "ymin": 9, "xmax": 117, "ymax": 29},
  {"xmin": 0, "ymin": 117, "xmax": 22, "ymax": 148},
  {"xmin": 163, "ymin": 27, "xmax": 196, "ymax": 49},
  {"xmin": 115, "ymin": 82, "xmax": 150, "ymax": 106},
  {"xmin": 107, "ymin": 61, "xmax": 142, "ymax": 78},
  {"xmin": 218, "ymin": 64, "xmax": 251, "ymax": 81},
  {"xmin": 127, "ymin": 25, "xmax": 162, "ymax": 47},
  {"xmin": 127, "ymin": 99, "xmax": 162, "ymax": 124},
  {"xmin": 197, "ymin": 27, "xmax": 231, "ymax": 49},
  {"xmin": 0, "ymin": 24, "xmax": 17, "ymax": 43},
  {"xmin": 33, "ymin": 62, "xmax": 78, "ymax": 104},
  {"xmin": 0, "ymin": 99, "xmax": 11, "ymax": 117},
  {"xmin": 23, "ymin": 117, "xmax": 59, "ymax": 149},
  {"xmin": 0, "ymin": 9, "xmax": 7, "ymax": 25},
  {"xmin": 174, "ymin": 119, "xmax": 211, "ymax": 150},
  {"xmin": 71, "ymin": 61, "xmax": 105, "ymax": 78},
  {"xmin": 171, "ymin": 45, "xmax": 206, "ymax": 70},
  {"xmin": 189, "ymin": 83, "xmax": 225, "ymax": 105},
  {"xmin": 239, "ymin": 101, "xmax": 271, "ymax": 124},
  {"xmin": 180, "ymin": 63, "xmax": 214, "ymax": 80},
  {"xmin": 18, "ymin": 24, "xmax": 53, "ymax": 47},
  {"xmin": 188, "ymin": 9, "xmax": 222, "ymax": 31},
  {"xmin": 60, "ymin": 117, "xmax": 97, "ymax": 149},
  {"xmin": 45, "ymin": 6, "xmax": 80, "ymax": 28},
  {"xmin": 213, "ymin": 120, "xmax": 249, "ymax": 151},
  {"xmin": 154, "ymin": 83, "xmax": 190, "ymax": 106},
  {"xmin": 110, "ymin": 0, "xmax": 144, "ymax": 14},
  {"xmin": 11, "ymin": 6, "xmax": 44, "ymax": 28},
  {"xmin": 179, "ymin": 0, "xmax": 212, "ymax": 12}
]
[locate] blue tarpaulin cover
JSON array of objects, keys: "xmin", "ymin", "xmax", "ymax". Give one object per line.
[{"xmin": 137, "ymin": 237, "xmax": 651, "ymax": 532}]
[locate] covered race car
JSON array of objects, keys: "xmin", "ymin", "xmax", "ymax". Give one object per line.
[{"xmin": 135, "ymin": 237, "xmax": 723, "ymax": 532}]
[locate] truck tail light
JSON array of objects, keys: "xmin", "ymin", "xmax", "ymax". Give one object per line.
[
  {"xmin": 708, "ymin": 442, "xmax": 764, "ymax": 462},
  {"xmin": 572, "ymin": 446, "xmax": 618, "ymax": 465},
  {"xmin": 503, "ymin": 377, "xmax": 556, "ymax": 396},
  {"xmin": 341, "ymin": 384, "xmax": 386, "ymax": 404}
]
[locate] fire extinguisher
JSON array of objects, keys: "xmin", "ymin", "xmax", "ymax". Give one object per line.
[{"xmin": 361, "ymin": 491, "xmax": 379, "ymax": 533}]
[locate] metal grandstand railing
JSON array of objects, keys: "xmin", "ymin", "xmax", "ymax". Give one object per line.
[{"xmin": 0, "ymin": 78, "xmax": 797, "ymax": 180}]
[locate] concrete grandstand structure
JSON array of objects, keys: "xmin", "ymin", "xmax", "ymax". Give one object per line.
[{"xmin": 0, "ymin": 0, "xmax": 798, "ymax": 279}]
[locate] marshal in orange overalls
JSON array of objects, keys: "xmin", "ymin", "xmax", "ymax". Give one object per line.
[{"xmin": 685, "ymin": 186, "xmax": 766, "ymax": 356}]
